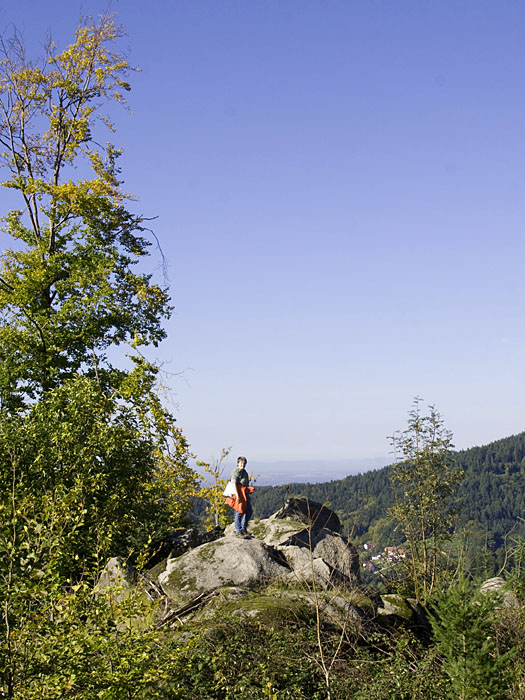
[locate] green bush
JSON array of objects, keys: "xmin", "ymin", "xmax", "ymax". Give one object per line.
[{"xmin": 427, "ymin": 575, "xmax": 516, "ymax": 700}]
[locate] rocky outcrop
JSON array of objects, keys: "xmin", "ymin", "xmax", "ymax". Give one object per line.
[
  {"xmin": 96, "ymin": 502, "xmax": 524, "ymax": 646},
  {"xmin": 272, "ymin": 496, "xmax": 342, "ymax": 533},
  {"xmin": 249, "ymin": 497, "xmax": 360, "ymax": 587},
  {"xmin": 154, "ymin": 498, "xmax": 360, "ymax": 605}
]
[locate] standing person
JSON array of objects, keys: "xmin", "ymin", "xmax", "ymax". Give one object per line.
[{"xmin": 231, "ymin": 456, "xmax": 253, "ymax": 537}]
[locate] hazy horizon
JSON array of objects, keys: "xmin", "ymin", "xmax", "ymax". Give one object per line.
[{"xmin": 249, "ymin": 457, "xmax": 391, "ymax": 486}]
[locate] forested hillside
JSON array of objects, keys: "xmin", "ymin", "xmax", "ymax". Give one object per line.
[{"xmin": 252, "ymin": 432, "xmax": 525, "ymax": 569}]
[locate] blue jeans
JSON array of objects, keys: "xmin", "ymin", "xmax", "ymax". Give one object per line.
[{"xmin": 234, "ymin": 499, "xmax": 253, "ymax": 533}]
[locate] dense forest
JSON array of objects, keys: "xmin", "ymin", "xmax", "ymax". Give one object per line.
[{"xmin": 252, "ymin": 432, "xmax": 525, "ymax": 572}]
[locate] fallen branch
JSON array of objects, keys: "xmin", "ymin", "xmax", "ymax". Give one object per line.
[{"xmin": 156, "ymin": 591, "xmax": 219, "ymax": 628}]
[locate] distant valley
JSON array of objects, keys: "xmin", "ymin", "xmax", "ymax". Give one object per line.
[{"xmin": 252, "ymin": 432, "xmax": 525, "ymax": 575}]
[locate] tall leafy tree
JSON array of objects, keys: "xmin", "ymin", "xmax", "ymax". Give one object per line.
[
  {"xmin": 0, "ymin": 15, "xmax": 197, "ymax": 562},
  {"xmin": 0, "ymin": 16, "xmax": 168, "ymax": 402},
  {"xmin": 0, "ymin": 18, "xmax": 200, "ymax": 696}
]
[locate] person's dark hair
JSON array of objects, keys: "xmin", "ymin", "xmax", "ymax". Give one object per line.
[{"xmin": 237, "ymin": 456, "xmax": 247, "ymax": 467}]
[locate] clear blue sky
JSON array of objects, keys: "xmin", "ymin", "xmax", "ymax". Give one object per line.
[{"xmin": 1, "ymin": 1, "xmax": 524, "ymax": 470}]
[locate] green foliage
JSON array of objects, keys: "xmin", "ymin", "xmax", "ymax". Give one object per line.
[
  {"xmin": 0, "ymin": 17, "xmax": 169, "ymax": 407},
  {"xmin": 506, "ymin": 534, "xmax": 525, "ymax": 598},
  {"xmin": 197, "ymin": 446, "xmax": 233, "ymax": 530},
  {"xmin": 0, "ymin": 358, "xmax": 197, "ymax": 570},
  {"xmin": 494, "ymin": 589, "xmax": 525, "ymax": 699},
  {"xmin": 159, "ymin": 616, "xmax": 330, "ymax": 699},
  {"xmin": 0, "ymin": 17, "xmax": 199, "ymax": 697},
  {"xmin": 0, "ymin": 16, "xmax": 199, "ymax": 564},
  {"xmin": 0, "ymin": 481, "xmax": 85, "ymax": 697},
  {"xmin": 1, "ymin": 563, "xmax": 190, "ymax": 699},
  {"xmin": 428, "ymin": 575, "xmax": 516, "ymax": 700},
  {"xmin": 388, "ymin": 398, "xmax": 461, "ymax": 603},
  {"xmin": 349, "ymin": 630, "xmax": 449, "ymax": 700}
]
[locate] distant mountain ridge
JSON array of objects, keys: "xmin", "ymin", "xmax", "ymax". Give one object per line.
[
  {"xmin": 252, "ymin": 432, "xmax": 525, "ymax": 571},
  {"xmin": 250, "ymin": 457, "xmax": 390, "ymax": 485}
]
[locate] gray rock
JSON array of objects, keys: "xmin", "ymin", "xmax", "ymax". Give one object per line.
[
  {"xmin": 220, "ymin": 506, "xmax": 359, "ymax": 590},
  {"xmin": 157, "ymin": 537, "xmax": 290, "ymax": 604},
  {"xmin": 480, "ymin": 576, "xmax": 519, "ymax": 608},
  {"xmin": 480, "ymin": 576, "xmax": 506, "ymax": 594},
  {"xmin": 97, "ymin": 557, "xmax": 133, "ymax": 601},
  {"xmin": 277, "ymin": 544, "xmax": 312, "ymax": 575},
  {"xmin": 151, "ymin": 500, "xmax": 360, "ymax": 605},
  {"xmin": 282, "ymin": 551, "xmax": 337, "ymax": 588},
  {"xmin": 316, "ymin": 593, "xmax": 367, "ymax": 633},
  {"xmin": 248, "ymin": 516, "xmax": 307, "ymax": 545},
  {"xmin": 307, "ymin": 530, "xmax": 360, "ymax": 582},
  {"xmin": 377, "ymin": 594, "xmax": 417, "ymax": 621},
  {"xmin": 376, "ymin": 595, "xmax": 429, "ymax": 635},
  {"xmin": 275, "ymin": 530, "xmax": 360, "ymax": 588},
  {"xmin": 272, "ymin": 497, "xmax": 341, "ymax": 533}
]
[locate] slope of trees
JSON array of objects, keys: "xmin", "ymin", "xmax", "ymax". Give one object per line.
[{"xmin": 252, "ymin": 431, "xmax": 525, "ymax": 570}]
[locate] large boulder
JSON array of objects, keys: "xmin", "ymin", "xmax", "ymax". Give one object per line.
[
  {"xmin": 248, "ymin": 515, "xmax": 307, "ymax": 546},
  {"xmin": 157, "ymin": 536, "xmax": 290, "ymax": 604},
  {"xmin": 282, "ymin": 548, "xmax": 340, "ymax": 588},
  {"xmin": 299, "ymin": 528, "xmax": 359, "ymax": 581},
  {"xmin": 274, "ymin": 529, "xmax": 360, "ymax": 587}
]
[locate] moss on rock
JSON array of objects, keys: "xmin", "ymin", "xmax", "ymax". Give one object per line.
[{"xmin": 378, "ymin": 594, "xmax": 415, "ymax": 621}]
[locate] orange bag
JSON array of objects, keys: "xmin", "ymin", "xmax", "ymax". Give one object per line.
[
  {"xmin": 224, "ymin": 495, "xmax": 243, "ymax": 513},
  {"xmin": 225, "ymin": 485, "xmax": 254, "ymax": 513}
]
